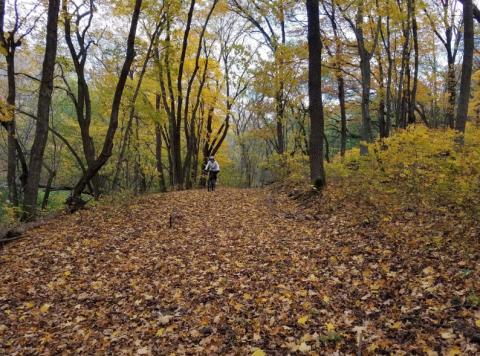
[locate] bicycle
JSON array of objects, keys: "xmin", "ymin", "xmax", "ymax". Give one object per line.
[{"xmin": 207, "ymin": 170, "xmax": 217, "ymax": 191}]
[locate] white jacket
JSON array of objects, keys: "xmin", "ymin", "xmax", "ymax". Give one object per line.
[{"xmin": 205, "ymin": 160, "xmax": 220, "ymax": 171}]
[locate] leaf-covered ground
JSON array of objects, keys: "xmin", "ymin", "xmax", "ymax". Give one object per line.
[{"xmin": 1, "ymin": 187, "xmax": 479, "ymax": 355}]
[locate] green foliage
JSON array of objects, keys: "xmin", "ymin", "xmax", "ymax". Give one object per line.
[
  {"xmin": 318, "ymin": 332, "xmax": 342, "ymax": 342},
  {"xmin": 468, "ymin": 290, "xmax": 479, "ymax": 305},
  {"xmin": 0, "ymin": 189, "xmax": 79, "ymax": 227},
  {"xmin": 37, "ymin": 190, "xmax": 71, "ymax": 214}
]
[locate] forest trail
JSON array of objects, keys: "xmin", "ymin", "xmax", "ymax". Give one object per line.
[{"xmin": 1, "ymin": 187, "xmax": 479, "ymax": 355}]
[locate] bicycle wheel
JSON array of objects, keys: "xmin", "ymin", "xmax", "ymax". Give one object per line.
[{"xmin": 208, "ymin": 177, "xmax": 214, "ymax": 191}]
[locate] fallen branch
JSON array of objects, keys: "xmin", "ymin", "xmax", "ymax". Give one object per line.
[
  {"xmin": 357, "ymin": 331, "xmax": 363, "ymax": 356},
  {"xmin": 442, "ymin": 304, "xmax": 477, "ymax": 311},
  {"xmin": 65, "ymin": 195, "xmax": 92, "ymax": 214},
  {"xmin": 0, "ymin": 211, "xmax": 63, "ymax": 247},
  {"xmin": 0, "ymin": 234, "xmax": 28, "ymax": 243}
]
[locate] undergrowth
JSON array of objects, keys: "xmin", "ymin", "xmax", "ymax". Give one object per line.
[
  {"xmin": 324, "ymin": 125, "xmax": 480, "ymax": 220},
  {"xmin": 308, "ymin": 124, "xmax": 480, "ymax": 250}
]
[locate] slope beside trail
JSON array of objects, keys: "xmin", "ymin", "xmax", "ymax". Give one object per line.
[{"xmin": 1, "ymin": 187, "xmax": 479, "ymax": 355}]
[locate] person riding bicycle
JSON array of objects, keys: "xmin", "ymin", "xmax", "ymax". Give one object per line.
[{"xmin": 205, "ymin": 156, "xmax": 220, "ymax": 183}]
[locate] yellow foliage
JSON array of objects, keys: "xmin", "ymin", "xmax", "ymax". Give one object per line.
[
  {"xmin": 469, "ymin": 73, "xmax": 480, "ymax": 126},
  {"xmin": 0, "ymin": 102, "xmax": 15, "ymax": 123},
  {"xmin": 325, "ymin": 125, "xmax": 480, "ymax": 223}
]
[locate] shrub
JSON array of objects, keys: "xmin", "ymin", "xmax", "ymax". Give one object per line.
[{"xmin": 325, "ymin": 125, "xmax": 480, "ymax": 222}]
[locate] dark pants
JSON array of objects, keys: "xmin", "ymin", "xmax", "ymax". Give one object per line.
[{"xmin": 209, "ymin": 170, "xmax": 219, "ymax": 180}]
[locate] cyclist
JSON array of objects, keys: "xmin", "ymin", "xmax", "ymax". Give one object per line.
[{"xmin": 205, "ymin": 156, "xmax": 220, "ymax": 185}]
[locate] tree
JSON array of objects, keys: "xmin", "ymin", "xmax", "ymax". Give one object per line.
[
  {"xmin": 230, "ymin": 0, "xmax": 295, "ymax": 156},
  {"xmin": 340, "ymin": 0, "xmax": 381, "ymax": 155},
  {"xmin": 202, "ymin": 13, "xmax": 253, "ymax": 171},
  {"xmin": 22, "ymin": 0, "xmax": 60, "ymax": 219},
  {"xmin": 407, "ymin": 0, "xmax": 419, "ymax": 126},
  {"xmin": 455, "ymin": 0, "xmax": 474, "ymax": 136},
  {"xmin": 156, "ymin": 0, "xmax": 219, "ymax": 189},
  {"xmin": 322, "ymin": 0, "xmax": 348, "ymax": 155},
  {"xmin": 424, "ymin": 0, "xmax": 463, "ymax": 129},
  {"xmin": 306, "ymin": 0, "xmax": 325, "ymax": 189},
  {"xmin": 62, "ymin": 0, "xmax": 102, "ymax": 199}
]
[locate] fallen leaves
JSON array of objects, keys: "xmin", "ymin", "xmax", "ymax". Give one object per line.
[
  {"xmin": 136, "ymin": 347, "xmax": 150, "ymax": 354},
  {"xmin": 297, "ymin": 316, "xmax": 308, "ymax": 324},
  {"xmin": 158, "ymin": 315, "xmax": 173, "ymax": 325},
  {"xmin": 40, "ymin": 303, "xmax": 51, "ymax": 313},
  {"xmin": 0, "ymin": 187, "xmax": 479, "ymax": 355}
]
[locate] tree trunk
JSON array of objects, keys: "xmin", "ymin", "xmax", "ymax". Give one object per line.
[
  {"xmin": 306, "ymin": 0, "xmax": 325, "ymax": 189},
  {"xmin": 402, "ymin": 56, "xmax": 410, "ymax": 128},
  {"xmin": 359, "ymin": 56, "xmax": 373, "ymax": 155},
  {"xmin": 155, "ymin": 94, "xmax": 167, "ymax": 192},
  {"xmin": 384, "ymin": 19, "xmax": 393, "ymax": 136},
  {"xmin": 5, "ymin": 122, "xmax": 18, "ymax": 207},
  {"xmin": 182, "ymin": 2, "xmax": 217, "ymax": 185},
  {"xmin": 171, "ymin": 0, "xmax": 196, "ymax": 189},
  {"xmin": 41, "ymin": 163, "xmax": 56, "ymax": 211},
  {"xmin": 377, "ymin": 48, "xmax": 387, "ymax": 138},
  {"xmin": 341, "ymin": 0, "xmax": 380, "ymax": 156},
  {"xmin": 446, "ymin": 57, "xmax": 456, "ymax": 128},
  {"xmin": 155, "ymin": 124, "xmax": 167, "ymax": 192},
  {"xmin": 154, "ymin": 38, "xmax": 173, "ymax": 189},
  {"xmin": 183, "ymin": 56, "xmax": 210, "ymax": 186},
  {"xmin": 22, "ymin": 0, "xmax": 60, "ymax": 220},
  {"xmin": 455, "ymin": 0, "xmax": 474, "ymax": 135},
  {"xmin": 408, "ymin": 0, "xmax": 419, "ymax": 125},
  {"xmin": 276, "ymin": 86, "xmax": 285, "ymax": 155},
  {"xmin": 425, "ymin": 0, "xmax": 462, "ymax": 129},
  {"xmin": 396, "ymin": 0, "xmax": 410, "ymax": 129},
  {"xmin": 322, "ymin": 2, "xmax": 347, "ymax": 155},
  {"xmin": 6, "ymin": 54, "xmax": 19, "ymax": 206},
  {"xmin": 275, "ymin": 16, "xmax": 286, "ymax": 156}
]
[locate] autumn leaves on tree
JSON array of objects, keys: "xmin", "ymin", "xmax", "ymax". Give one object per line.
[{"xmin": 0, "ymin": 0, "xmax": 480, "ymax": 218}]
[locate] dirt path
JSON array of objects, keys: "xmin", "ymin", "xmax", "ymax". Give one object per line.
[{"xmin": 0, "ymin": 188, "xmax": 479, "ymax": 355}]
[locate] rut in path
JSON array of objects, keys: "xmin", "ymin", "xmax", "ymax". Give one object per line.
[{"xmin": 1, "ymin": 187, "xmax": 479, "ymax": 355}]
